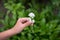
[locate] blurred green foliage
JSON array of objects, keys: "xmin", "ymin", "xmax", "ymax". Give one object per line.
[{"xmin": 0, "ymin": 0, "xmax": 60, "ymax": 40}]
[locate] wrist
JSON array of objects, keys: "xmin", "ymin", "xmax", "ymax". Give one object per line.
[
  {"xmin": 11, "ymin": 27, "xmax": 23, "ymax": 34},
  {"xmin": 10, "ymin": 28, "xmax": 18, "ymax": 34}
]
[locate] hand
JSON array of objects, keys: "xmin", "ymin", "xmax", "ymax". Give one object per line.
[
  {"xmin": 0, "ymin": 18, "xmax": 33, "ymax": 40},
  {"xmin": 12, "ymin": 18, "xmax": 33, "ymax": 34}
]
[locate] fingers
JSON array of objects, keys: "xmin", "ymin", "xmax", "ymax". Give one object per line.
[
  {"xmin": 18, "ymin": 18, "xmax": 34, "ymax": 27},
  {"xmin": 19, "ymin": 18, "xmax": 30, "ymax": 22},
  {"xmin": 23, "ymin": 21, "xmax": 33, "ymax": 27}
]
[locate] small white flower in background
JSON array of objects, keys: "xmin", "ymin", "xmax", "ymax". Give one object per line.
[
  {"xmin": 32, "ymin": 20, "xmax": 35, "ymax": 23},
  {"xmin": 28, "ymin": 12, "xmax": 35, "ymax": 23},
  {"xmin": 28, "ymin": 12, "xmax": 35, "ymax": 18}
]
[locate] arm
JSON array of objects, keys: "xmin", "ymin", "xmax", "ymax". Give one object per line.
[
  {"xmin": 0, "ymin": 29, "xmax": 17, "ymax": 40},
  {"xmin": 0, "ymin": 18, "xmax": 33, "ymax": 40}
]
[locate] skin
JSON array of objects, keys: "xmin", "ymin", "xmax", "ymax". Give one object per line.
[{"xmin": 0, "ymin": 18, "xmax": 33, "ymax": 40}]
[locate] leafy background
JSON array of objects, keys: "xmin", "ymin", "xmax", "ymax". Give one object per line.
[{"xmin": 0, "ymin": 0, "xmax": 60, "ymax": 40}]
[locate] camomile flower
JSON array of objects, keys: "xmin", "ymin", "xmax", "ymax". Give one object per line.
[
  {"xmin": 28, "ymin": 12, "xmax": 35, "ymax": 23},
  {"xmin": 28, "ymin": 12, "xmax": 35, "ymax": 18}
]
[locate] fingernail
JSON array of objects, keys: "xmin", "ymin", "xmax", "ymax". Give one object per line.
[{"xmin": 28, "ymin": 18, "xmax": 32, "ymax": 22}]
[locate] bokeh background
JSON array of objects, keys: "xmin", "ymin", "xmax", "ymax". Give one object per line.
[{"xmin": 0, "ymin": 0, "xmax": 60, "ymax": 40}]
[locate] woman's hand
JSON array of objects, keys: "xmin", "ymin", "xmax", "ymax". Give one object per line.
[
  {"xmin": 0, "ymin": 18, "xmax": 33, "ymax": 40},
  {"xmin": 12, "ymin": 18, "xmax": 33, "ymax": 34}
]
